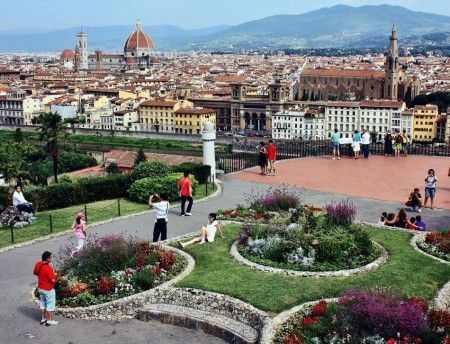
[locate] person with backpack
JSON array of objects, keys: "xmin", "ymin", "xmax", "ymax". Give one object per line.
[
  {"xmin": 33, "ymin": 251, "xmax": 58, "ymax": 326},
  {"xmin": 148, "ymin": 193, "xmax": 170, "ymax": 242},
  {"xmin": 178, "ymin": 171, "xmax": 193, "ymax": 216}
]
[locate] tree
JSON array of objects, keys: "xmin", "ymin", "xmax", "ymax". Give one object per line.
[
  {"xmin": 36, "ymin": 112, "xmax": 68, "ymax": 183},
  {"xmin": 0, "ymin": 143, "xmax": 37, "ymax": 181},
  {"xmin": 13, "ymin": 128, "xmax": 23, "ymax": 142},
  {"xmin": 134, "ymin": 148, "xmax": 147, "ymax": 166},
  {"xmin": 106, "ymin": 161, "xmax": 120, "ymax": 175}
]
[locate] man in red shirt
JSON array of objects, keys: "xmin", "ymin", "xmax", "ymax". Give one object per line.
[
  {"xmin": 267, "ymin": 140, "xmax": 277, "ymax": 176},
  {"xmin": 33, "ymin": 251, "xmax": 58, "ymax": 326},
  {"xmin": 178, "ymin": 170, "xmax": 193, "ymax": 216}
]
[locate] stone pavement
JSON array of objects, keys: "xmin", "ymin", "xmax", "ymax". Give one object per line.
[
  {"xmin": 0, "ymin": 175, "xmax": 449, "ymax": 344},
  {"xmin": 230, "ymin": 155, "xmax": 450, "ymax": 210}
]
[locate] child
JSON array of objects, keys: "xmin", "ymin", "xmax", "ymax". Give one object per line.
[
  {"xmin": 385, "ymin": 213, "xmax": 395, "ymax": 226},
  {"xmin": 415, "ymin": 215, "xmax": 427, "ymax": 231},
  {"xmin": 407, "ymin": 217, "xmax": 421, "ymax": 230},
  {"xmin": 70, "ymin": 212, "xmax": 87, "ymax": 258},
  {"xmin": 406, "ymin": 188, "xmax": 422, "ymax": 213},
  {"xmin": 178, "ymin": 213, "xmax": 224, "ymax": 247},
  {"xmin": 377, "ymin": 212, "xmax": 388, "ymax": 226}
]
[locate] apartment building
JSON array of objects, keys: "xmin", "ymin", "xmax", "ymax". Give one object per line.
[
  {"xmin": 412, "ymin": 104, "xmax": 439, "ymax": 141},
  {"xmin": 139, "ymin": 99, "xmax": 192, "ymax": 132},
  {"xmin": 174, "ymin": 108, "xmax": 216, "ymax": 135}
]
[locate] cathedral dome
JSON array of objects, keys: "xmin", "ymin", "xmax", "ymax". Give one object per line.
[
  {"xmin": 124, "ymin": 20, "xmax": 155, "ymax": 54},
  {"xmin": 60, "ymin": 48, "xmax": 75, "ymax": 60}
]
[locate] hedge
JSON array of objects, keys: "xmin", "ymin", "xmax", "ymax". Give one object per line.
[
  {"xmin": 131, "ymin": 161, "xmax": 172, "ymax": 181},
  {"xmin": 171, "ymin": 163, "xmax": 211, "ymax": 184},
  {"xmin": 24, "ymin": 174, "xmax": 132, "ymax": 211},
  {"xmin": 128, "ymin": 173, "xmax": 199, "ymax": 203}
]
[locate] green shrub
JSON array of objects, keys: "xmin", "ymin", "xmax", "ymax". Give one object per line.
[
  {"xmin": 132, "ymin": 268, "xmax": 154, "ymax": 290},
  {"xmin": 0, "ymin": 186, "xmax": 10, "ymax": 207},
  {"xmin": 128, "ymin": 173, "xmax": 198, "ymax": 203},
  {"xmin": 131, "ymin": 161, "xmax": 172, "ymax": 181},
  {"xmin": 172, "ymin": 163, "xmax": 211, "ymax": 184},
  {"xmin": 24, "ymin": 174, "xmax": 132, "ymax": 210}
]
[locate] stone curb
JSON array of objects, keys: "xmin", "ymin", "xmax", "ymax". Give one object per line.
[
  {"xmin": 230, "ymin": 241, "xmax": 388, "ymax": 277},
  {"xmin": 435, "ymin": 280, "xmax": 450, "ymax": 311},
  {"xmin": 410, "ymin": 233, "xmax": 450, "ymax": 265},
  {"xmin": 0, "ymin": 182, "xmax": 222, "ymax": 255}
]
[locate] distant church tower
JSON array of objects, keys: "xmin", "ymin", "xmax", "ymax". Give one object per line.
[
  {"xmin": 384, "ymin": 24, "xmax": 399, "ymax": 100},
  {"xmin": 75, "ymin": 30, "xmax": 88, "ymax": 71}
]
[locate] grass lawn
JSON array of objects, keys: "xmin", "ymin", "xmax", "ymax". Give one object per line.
[
  {"xmin": 176, "ymin": 224, "xmax": 450, "ymax": 314},
  {"xmin": 0, "ymin": 182, "xmax": 217, "ymax": 249}
]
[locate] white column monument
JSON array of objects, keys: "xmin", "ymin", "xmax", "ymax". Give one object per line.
[{"xmin": 202, "ymin": 121, "xmax": 216, "ymax": 180}]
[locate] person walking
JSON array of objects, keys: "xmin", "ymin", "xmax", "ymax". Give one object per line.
[
  {"xmin": 33, "ymin": 251, "xmax": 58, "ymax": 326},
  {"xmin": 267, "ymin": 140, "xmax": 277, "ymax": 175},
  {"xmin": 178, "ymin": 171, "xmax": 193, "ymax": 216},
  {"xmin": 257, "ymin": 141, "xmax": 268, "ymax": 175},
  {"xmin": 423, "ymin": 169, "xmax": 437, "ymax": 209},
  {"xmin": 331, "ymin": 128, "xmax": 341, "ymax": 160},
  {"xmin": 361, "ymin": 129, "xmax": 371, "ymax": 159},
  {"xmin": 70, "ymin": 212, "xmax": 87, "ymax": 258},
  {"xmin": 352, "ymin": 130, "xmax": 361, "ymax": 159},
  {"xmin": 148, "ymin": 193, "xmax": 169, "ymax": 242},
  {"xmin": 384, "ymin": 130, "xmax": 393, "ymax": 156}
]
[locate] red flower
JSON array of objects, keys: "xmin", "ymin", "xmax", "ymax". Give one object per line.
[
  {"xmin": 96, "ymin": 276, "xmax": 116, "ymax": 295},
  {"xmin": 312, "ymin": 301, "xmax": 328, "ymax": 316},
  {"xmin": 283, "ymin": 333, "xmax": 304, "ymax": 344},
  {"xmin": 157, "ymin": 250, "xmax": 176, "ymax": 270},
  {"xmin": 428, "ymin": 309, "xmax": 450, "ymax": 330},
  {"xmin": 302, "ymin": 316, "xmax": 320, "ymax": 326},
  {"xmin": 70, "ymin": 282, "xmax": 88, "ymax": 297},
  {"xmin": 387, "ymin": 339, "xmax": 396, "ymax": 344},
  {"xmin": 135, "ymin": 252, "xmax": 150, "ymax": 269},
  {"xmin": 151, "ymin": 265, "xmax": 162, "ymax": 276},
  {"xmin": 408, "ymin": 296, "xmax": 429, "ymax": 312}
]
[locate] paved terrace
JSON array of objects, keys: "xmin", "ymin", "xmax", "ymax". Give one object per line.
[{"xmin": 0, "ymin": 158, "xmax": 449, "ymax": 343}]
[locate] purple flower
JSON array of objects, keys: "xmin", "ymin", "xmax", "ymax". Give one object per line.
[{"xmin": 325, "ymin": 200, "xmax": 357, "ymax": 226}]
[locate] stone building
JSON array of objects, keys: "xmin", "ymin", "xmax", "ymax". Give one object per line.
[
  {"xmin": 67, "ymin": 20, "xmax": 156, "ymax": 71},
  {"xmin": 296, "ymin": 25, "xmax": 420, "ymax": 102}
]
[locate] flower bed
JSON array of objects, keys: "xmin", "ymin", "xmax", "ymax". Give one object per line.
[
  {"xmin": 275, "ymin": 289, "xmax": 450, "ymax": 344},
  {"xmin": 416, "ymin": 232, "xmax": 450, "ymax": 262},
  {"xmin": 55, "ymin": 235, "xmax": 186, "ymax": 307},
  {"xmin": 235, "ymin": 198, "xmax": 378, "ymax": 272}
]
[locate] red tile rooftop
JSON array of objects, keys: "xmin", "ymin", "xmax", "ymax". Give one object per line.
[
  {"xmin": 140, "ymin": 100, "xmax": 178, "ymax": 107},
  {"xmin": 302, "ymin": 68, "xmax": 385, "ymax": 78}
]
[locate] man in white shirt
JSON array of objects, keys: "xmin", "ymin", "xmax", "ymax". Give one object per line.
[
  {"xmin": 361, "ymin": 129, "xmax": 371, "ymax": 159},
  {"xmin": 12, "ymin": 185, "xmax": 35, "ymax": 214},
  {"xmin": 148, "ymin": 193, "xmax": 169, "ymax": 242}
]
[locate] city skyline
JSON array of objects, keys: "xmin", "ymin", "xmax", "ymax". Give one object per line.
[{"xmin": 0, "ymin": 0, "xmax": 449, "ymax": 32}]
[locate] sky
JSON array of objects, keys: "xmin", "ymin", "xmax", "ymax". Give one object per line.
[{"xmin": 0, "ymin": 0, "xmax": 449, "ymax": 31}]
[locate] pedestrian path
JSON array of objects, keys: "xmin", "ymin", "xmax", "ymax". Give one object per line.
[{"xmin": 0, "ymin": 177, "xmax": 448, "ymax": 344}]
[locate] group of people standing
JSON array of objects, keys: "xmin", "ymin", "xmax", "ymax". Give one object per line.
[{"xmin": 384, "ymin": 129, "xmax": 409, "ymax": 157}]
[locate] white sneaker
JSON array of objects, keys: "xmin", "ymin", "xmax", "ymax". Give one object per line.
[
  {"xmin": 185, "ymin": 213, "xmax": 192, "ymax": 216},
  {"xmin": 46, "ymin": 320, "xmax": 59, "ymax": 326},
  {"xmin": 40, "ymin": 318, "xmax": 47, "ymax": 325},
  {"xmin": 418, "ymin": 209, "xmax": 422, "ymax": 213}
]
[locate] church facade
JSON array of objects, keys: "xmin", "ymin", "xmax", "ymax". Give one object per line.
[
  {"xmin": 296, "ymin": 25, "xmax": 420, "ymax": 102},
  {"xmin": 70, "ymin": 20, "xmax": 155, "ymax": 71}
]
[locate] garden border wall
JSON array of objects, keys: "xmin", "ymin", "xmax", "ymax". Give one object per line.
[
  {"xmin": 230, "ymin": 241, "xmax": 388, "ymax": 277},
  {"xmin": 410, "ymin": 233, "xmax": 450, "ymax": 265}
]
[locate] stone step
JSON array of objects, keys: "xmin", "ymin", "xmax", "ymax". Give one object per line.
[{"xmin": 137, "ymin": 303, "xmax": 259, "ymax": 344}]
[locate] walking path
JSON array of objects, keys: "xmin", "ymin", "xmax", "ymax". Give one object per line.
[{"xmin": 0, "ymin": 174, "xmax": 449, "ymax": 344}]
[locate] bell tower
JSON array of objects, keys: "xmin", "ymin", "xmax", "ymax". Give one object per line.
[
  {"xmin": 75, "ymin": 29, "xmax": 88, "ymax": 71},
  {"xmin": 384, "ymin": 24, "xmax": 399, "ymax": 100}
]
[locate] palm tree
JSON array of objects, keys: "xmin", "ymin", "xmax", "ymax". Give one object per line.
[{"xmin": 36, "ymin": 112, "xmax": 67, "ymax": 183}]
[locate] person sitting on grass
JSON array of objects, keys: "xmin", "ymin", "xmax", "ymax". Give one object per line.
[
  {"xmin": 384, "ymin": 209, "xmax": 408, "ymax": 228},
  {"xmin": 377, "ymin": 212, "xmax": 388, "ymax": 226},
  {"xmin": 407, "ymin": 217, "xmax": 422, "ymax": 230},
  {"xmin": 384, "ymin": 213, "xmax": 396, "ymax": 226},
  {"xmin": 178, "ymin": 213, "xmax": 224, "ymax": 248},
  {"xmin": 414, "ymin": 215, "xmax": 427, "ymax": 231}
]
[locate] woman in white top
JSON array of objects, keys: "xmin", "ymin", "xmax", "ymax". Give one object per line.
[
  {"xmin": 148, "ymin": 193, "xmax": 170, "ymax": 242},
  {"xmin": 179, "ymin": 213, "xmax": 224, "ymax": 248},
  {"xmin": 12, "ymin": 185, "xmax": 35, "ymax": 214}
]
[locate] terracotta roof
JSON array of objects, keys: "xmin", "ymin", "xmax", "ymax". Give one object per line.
[
  {"xmin": 326, "ymin": 101, "xmax": 360, "ymax": 108},
  {"xmin": 140, "ymin": 100, "xmax": 177, "ymax": 107},
  {"xmin": 60, "ymin": 48, "xmax": 75, "ymax": 60},
  {"xmin": 302, "ymin": 68, "xmax": 385, "ymax": 79},
  {"xmin": 175, "ymin": 108, "xmax": 216, "ymax": 115},
  {"xmin": 104, "ymin": 149, "xmax": 202, "ymax": 169},
  {"xmin": 124, "ymin": 23, "xmax": 155, "ymax": 51},
  {"xmin": 67, "ymin": 165, "xmax": 105, "ymax": 178},
  {"xmin": 360, "ymin": 100, "xmax": 403, "ymax": 108}
]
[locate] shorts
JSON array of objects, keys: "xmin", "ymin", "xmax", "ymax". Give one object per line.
[
  {"xmin": 394, "ymin": 143, "xmax": 402, "ymax": 150},
  {"xmin": 38, "ymin": 288, "xmax": 56, "ymax": 312},
  {"xmin": 75, "ymin": 237, "xmax": 85, "ymax": 251},
  {"xmin": 332, "ymin": 142, "xmax": 340, "ymax": 150},
  {"xmin": 425, "ymin": 187, "xmax": 436, "ymax": 199},
  {"xmin": 268, "ymin": 160, "xmax": 276, "ymax": 169}
]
